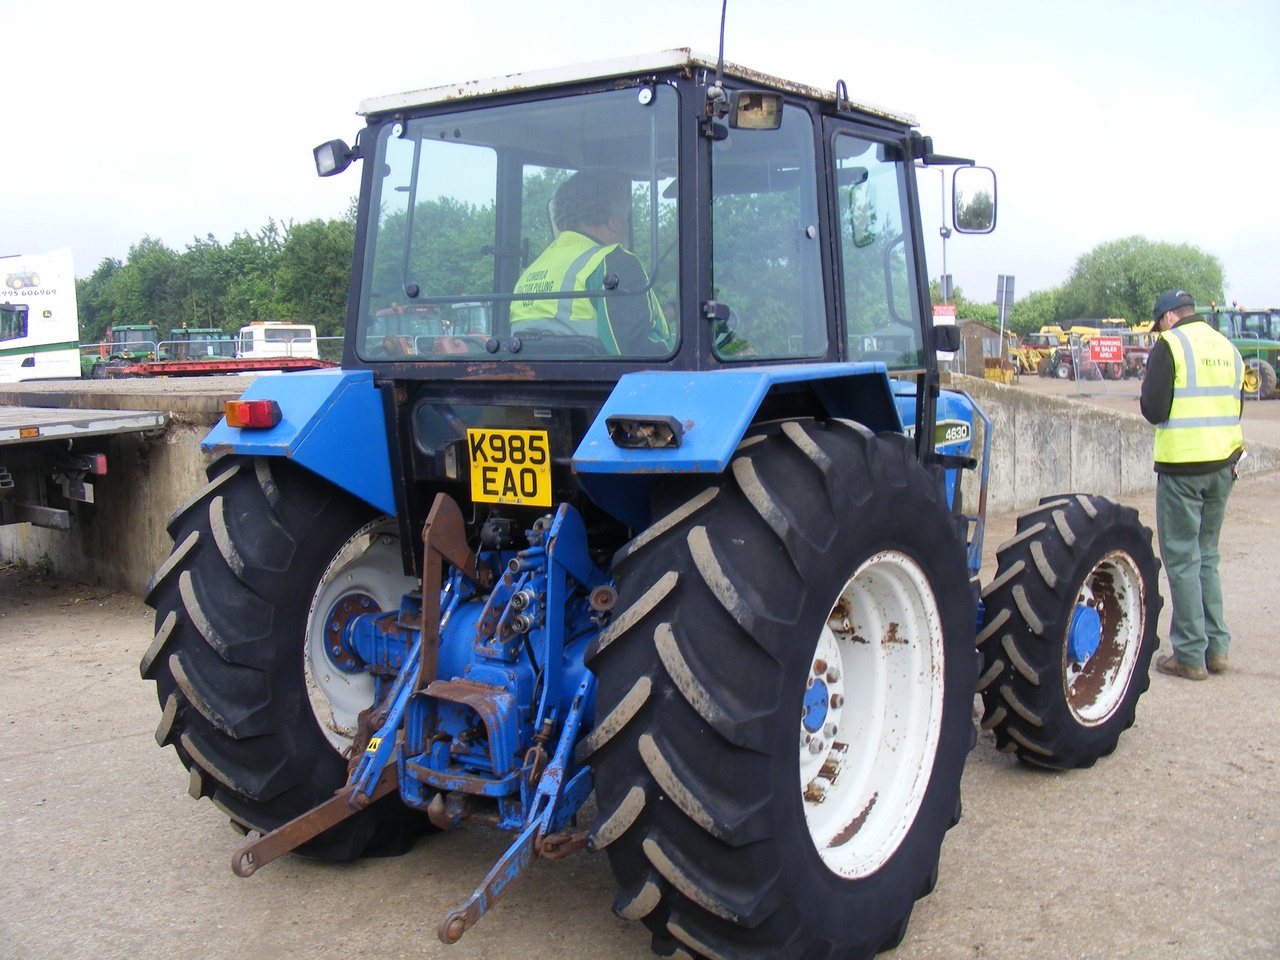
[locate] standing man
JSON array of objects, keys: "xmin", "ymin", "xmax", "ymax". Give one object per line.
[{"xmin": 1140, "ymin": 290, "xmax": 1245, "ymax": 681}]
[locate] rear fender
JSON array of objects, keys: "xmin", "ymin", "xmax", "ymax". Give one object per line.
[
  {"xmin": 202, "ymin": 369, "xmax": 394, "ymax": 514},
  {"xmin": 572, "ymin": 363, "xmax": 900, "ymax": 530}
]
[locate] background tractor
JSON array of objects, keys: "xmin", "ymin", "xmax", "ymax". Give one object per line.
[
  {"xmin": 140, "ymin": 50, "xmax": 1161, "ymax": 960},
  {"xmin": 1200, "ymin": 303, "xmax": 1280, "ymax": 399}
]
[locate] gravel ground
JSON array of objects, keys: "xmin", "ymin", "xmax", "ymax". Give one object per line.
[{"xmin": 2, "ymin": 468, "xmax": 1277, "ymax": 960}]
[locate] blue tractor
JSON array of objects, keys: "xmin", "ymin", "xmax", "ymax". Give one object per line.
[{"xmin": 141, "ymin": 50, "xmax": 1161, "ymax": 960}]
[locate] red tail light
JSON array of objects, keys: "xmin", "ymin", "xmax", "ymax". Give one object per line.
[{"xmin": 225, "ymin": 399, "xmax": 282, "ymax": 429}]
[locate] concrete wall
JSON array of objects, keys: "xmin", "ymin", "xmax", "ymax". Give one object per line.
[
  {"xmin": 954, "ymin": 373, "xmax": 1280, "ymax": 515},
  {"xmin": 4, "ymin": 375, "xmax": 1277, "ymax": 597}
]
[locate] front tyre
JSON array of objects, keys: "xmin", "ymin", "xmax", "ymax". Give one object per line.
[
  {"xmin": 977, "ymin": 494, "xmax": 1161, "ymax": 769},
  {"xmin": 1244, "ymin": 357, "xmax": 1277, "ymax": 400},
  {"xmin": 140, "ymin": 455, "xmax": 423, "ymax": 858},
  {"xmin": 581, "ymin": 420, "xmax": 978, "ymax": 960}
]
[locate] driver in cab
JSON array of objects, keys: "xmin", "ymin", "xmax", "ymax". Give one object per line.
[{"xmin": 510, "ymin": 170, "xmax": 672, "ymax": 355}]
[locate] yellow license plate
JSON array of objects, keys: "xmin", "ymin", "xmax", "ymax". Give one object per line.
[{"xmin": 467, "ymin": 428, "xmax": 551, "ymax": 507}]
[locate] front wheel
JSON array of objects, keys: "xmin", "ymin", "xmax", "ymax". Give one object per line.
[
  {"xmin": 977, "ymin": 494, "xmax": 1161, "ymax": 769},
  {"xmin": 581, "ymin": 420, "xmax": 978, "ymax": 960},
  {"xmin": 1244, "ymin": 358, "xmax": 1277, "ymax": 400},
  {"xmin": 140, "ymin": 455, "xmax": 424, "ymax": 858}
]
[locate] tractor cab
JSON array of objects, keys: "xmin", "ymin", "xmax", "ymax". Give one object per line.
[
  {"xmin": 314, "ymin": 49, "xmax": 994, "ymax": 547},
  {"xmin": 323, "ymin": 50, "xmax": 993, "ymax": 373}
]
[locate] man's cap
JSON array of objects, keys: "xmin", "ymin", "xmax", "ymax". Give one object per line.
[{"xmin": 1153, "ymin": 289, "xmax": 1195, "ymax": 320}]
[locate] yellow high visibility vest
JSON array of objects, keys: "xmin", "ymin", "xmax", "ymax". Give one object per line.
[
  {"xmin": 510, "ymin": 231, "xmax": 669, "ymax": 354},
  {"xmin": 1153, "ymin": 321, "xmax": 1244, "ymax": 464}
]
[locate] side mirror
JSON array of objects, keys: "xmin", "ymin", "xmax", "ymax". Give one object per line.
[
  {"xmin": 314, "ymin": 139, "xmax": 354, "ymax": 178},
  {"xmin": 727, "ymin": 90, "xmax": 783, "ymax": 130},
  {"xmin": 953, "ymin": 166, "xmax": 996, "ymax": 234}
]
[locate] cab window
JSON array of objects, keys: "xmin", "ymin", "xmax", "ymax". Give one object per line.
[
  {"xmin": 833, "ymin": 133, "xmax": 924, "ymax": 370},
  {"xmin": 710, "ymin": 102, "xmax": 825, "ymax": 360}
]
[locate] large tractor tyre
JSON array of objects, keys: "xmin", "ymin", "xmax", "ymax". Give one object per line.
[
  {"xmin": 1243, "ymin": 357, "xmax": 1277, "ymax": 400},
  {"xmin": 140, "ymin": 455, "xmax": 426, "ymax": 860},
  {"xmin": 977, "ymin": 494, "xmax": 1161, "ymax": 770},
  {"xmin": 581, "ymin": 419, "xmax": 979, "ymax": 960}
]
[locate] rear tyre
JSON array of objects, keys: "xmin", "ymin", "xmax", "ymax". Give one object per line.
[
  {"xmin": 582, "ymin": 420, "xmax": 978, "ymax": 960},
  {"xmin": 977, "ymin": 494, "xmax": 1161, "ymax": 769},
  {"xmin": 140, "ymin": 455, "xmax": 425, "ymax": 858}
]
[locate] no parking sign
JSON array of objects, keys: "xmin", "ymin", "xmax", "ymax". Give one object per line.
[{"xmin": 1089, "ymin": 336, "xmax": 1123, "ymax": 363}]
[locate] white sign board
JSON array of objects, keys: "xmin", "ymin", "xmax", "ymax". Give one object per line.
[
  {"xmin": 933, "ymin": 303, "xmax": 957, "ymax": 361},
  {"xmin": 0, "ymin": 248, "xmax": 81, "ymax": 383}
]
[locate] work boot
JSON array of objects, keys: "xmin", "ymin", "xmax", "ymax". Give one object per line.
[
  {"xmin": 1156, "ymin": 654, "xmax": 1208, "ymax": 681},
  {"xmin": 1206, "ymin": 654, "xmax": 1229, "ymax": 675}
]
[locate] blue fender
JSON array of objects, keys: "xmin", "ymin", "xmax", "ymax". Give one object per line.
[
  {"xmin": 572, "ymin": 363, "xmax": 901, "ymax": 530},
  {"xmin": 202, "ymin": 369, "xmax": 395, "ymax": 515}
]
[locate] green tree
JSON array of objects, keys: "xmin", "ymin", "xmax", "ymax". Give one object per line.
[
  {"xmin": 1058, "ymin": 236, "xmax": 1224, "ymax": 323},
  {"xmin": 274, "ymin": 218, "xmax": 355, "ymax": 336},
  {"xmin": 75, "ymin": 257, "xmax": 124, "ymax": 343},
  {"xmin": 80, "ymin": 237, "xmax": 183, "ymax": 337},
  {"xmin": 1008, "ymin": 287, "xmax": 1061, "ymax": 336},
  {"xmin": 955, "ymin": 189, "xmax": 994, "ymax": 232}
]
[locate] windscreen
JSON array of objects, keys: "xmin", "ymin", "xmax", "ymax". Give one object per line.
[{"xmin": 358, "ymin": 86, "xmax": 679, "ymax": 361}]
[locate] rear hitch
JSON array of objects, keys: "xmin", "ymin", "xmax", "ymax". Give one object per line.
[
  {"xmin": 436, "ymin": 673, "xmax": 596, "ymax": 945},
  {"xmin": 231, "ymin": 764, "xmax": 399, "ymax": 877}
]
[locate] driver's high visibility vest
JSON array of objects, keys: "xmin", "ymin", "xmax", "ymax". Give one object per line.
[
  {"xmin": 1153, "ymin": 321, "xmax": 1244, "ymax": 465},
  {"xmin": 510, "ymin": 230, "xmax": 667, "ymax": 353}
]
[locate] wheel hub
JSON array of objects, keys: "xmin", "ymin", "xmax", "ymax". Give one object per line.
[
  {"xmin": 305, "ymin": 520, "xmax": 417, "ymax": 752},
  {"xmin": 1062, "ymin": 551, "xmax": 1145, "ymax": 725},
  {"xmin": 1066, "ymin": 604, "xmax": 1102, "ymax": 664},
  {"xmin": 800, "ymin": 551, "xmax": 946, "ymax": 880},
  {"xmin": 324, "ymin": 592, "xmax": 377, "ymax": 672},
  {"xmin": 802, "ymin": 674, "xmax": 830, "ymax": 734}
]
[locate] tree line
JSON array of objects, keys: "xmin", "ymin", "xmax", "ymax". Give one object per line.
[
  {"xmin": 74, "ymin": 206, "xmax": 356, "ymax": 345},
  {"xmin": 934, "ymin": 236, "xmax": 1226, "ymax": 334},
  {"xmin": 75, "ymin": 210, "xmax": 1223, "ymax": 347}
]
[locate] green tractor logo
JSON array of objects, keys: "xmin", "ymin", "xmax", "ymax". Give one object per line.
[{"xmin": 5, "ymin": 271, "xmax": 40, "ymax": 290}]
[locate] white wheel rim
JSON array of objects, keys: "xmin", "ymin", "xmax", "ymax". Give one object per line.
[
  {"xmin": 304, "ymin": 519, "xmax": 416, "ymax": 752},
  {"xmin": 1063, "ymin": 550, "xmax": 1145, "ymax": 725},
  {"xmin": 800, "ymin": 551, "xmax": 946, "ymax": 879}
]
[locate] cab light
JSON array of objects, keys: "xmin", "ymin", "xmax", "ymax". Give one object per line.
[{"xmin": 225, "ymin": 399, "xmax": 282, "ymax": 429}]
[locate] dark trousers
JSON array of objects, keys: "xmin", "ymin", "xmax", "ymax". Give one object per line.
[{"xmin": 1155, "ymin": 465, "xmax": 1234, "ymax": 667}]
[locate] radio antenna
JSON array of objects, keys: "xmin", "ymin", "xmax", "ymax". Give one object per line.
[{"xmin": 715, "ymin": 0, "xmax": 727, "ymax": 86}]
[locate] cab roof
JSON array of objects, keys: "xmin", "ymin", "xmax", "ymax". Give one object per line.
[{"xmin": 358, "ymin": 48, "xmax": 917, "ymax": 128}]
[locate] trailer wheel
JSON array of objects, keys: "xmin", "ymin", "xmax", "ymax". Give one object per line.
[
  {"xmin": 582, "ymin": 420, "xmax": 977, "ymax": 960},
  {"xmin": 141, "ymin": 455, "xmax": 425, "ymax": 859},
  {"xmin": 977, "ymin": 494, "xmax": 1161, "ymax": 769}
]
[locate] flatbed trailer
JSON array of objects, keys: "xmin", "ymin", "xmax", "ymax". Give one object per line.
[
  {"xmin": 0, "ymin": 404, "xmax": 166, "ymax": 529},
  {"xmin": 101, "ymin": 356, "xmax": 336, "ymax": 377}
]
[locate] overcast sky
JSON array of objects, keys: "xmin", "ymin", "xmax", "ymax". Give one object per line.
[{"xmin": 3, "ymin": 0, "xmax": 1277, "ymax": 313}]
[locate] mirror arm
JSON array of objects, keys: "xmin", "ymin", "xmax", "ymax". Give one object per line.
[{"xmin": 919, "ymin": 154, "xmax": 975, "ymax": 167}]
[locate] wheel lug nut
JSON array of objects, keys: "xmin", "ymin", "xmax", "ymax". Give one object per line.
[
  {"xmin": 824, "ymin": 723, "xmax": 837, "ymax": 738},
  {"xmin": 830, "ymin": 694, "xmax": 844, "ymax": 709},
  {"xmin": 826, "ymin": 666, "xmax": 841, "ymax": 683},
  {"xmin": 808, "ymin": 739, "xmax": 825, "ymax": 754},
  {"xmin": 813, "ymin": 659, "xmax": 827, "ymax": 676}
]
